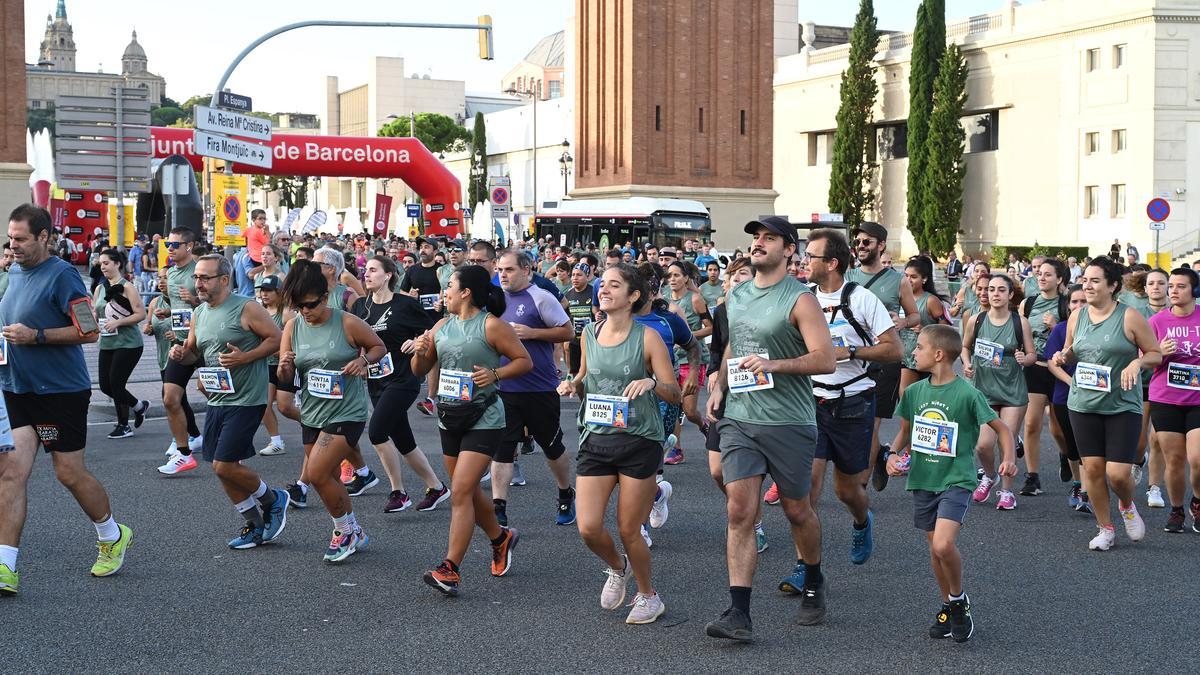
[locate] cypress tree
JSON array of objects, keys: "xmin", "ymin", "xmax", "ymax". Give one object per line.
[
  {"xmin": 828, "ymin": 0, "xmax": 879, "ymax": 228},
  {"xmin": 920, "ymin": 43, "xmax": 969, "ymax": 258},
  {"xmin": 469, "ymin": 112, "xmax": 488, "ymax": 208},
  {"xmin": 906, "ymin": 0, "xmax": 945, "ymax": 251}
]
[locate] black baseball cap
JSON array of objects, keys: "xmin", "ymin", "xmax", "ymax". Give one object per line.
[
  {"xmin": 447, "ymin": 239, "xmax": 467, "ymax": 252},
  {"xmin": 851, "ymin": 221, "xmax": 888, "ymax": 243},
  {"xmin": 255, "ymin": 275, "xmax": 281, "ymax": 291},
  {"xmin": 744, "ymin": 216, "xmax": 798, "ymax": 245}
]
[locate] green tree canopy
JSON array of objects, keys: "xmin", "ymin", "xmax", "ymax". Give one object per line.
[
  {"xmin": 919, "ymin": 44, "xmax": 969, "ymax": 258},
  {"xmin": 469, "ymin": 111, "xmax": 488, "ymax": 207},
  {"xmin": 378, "ymin": 113, "xmax": 469, "ymax": 153},
  {"xmin": 827, "ymin": 0, "xmax": 879, "ymax": 228}
]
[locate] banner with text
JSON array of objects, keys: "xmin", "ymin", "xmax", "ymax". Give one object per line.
[{"xmin": 373, "ymin": 194, "xmax": 393, "ymax": 235}]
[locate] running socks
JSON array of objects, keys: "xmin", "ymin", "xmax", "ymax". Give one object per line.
[
  {"xmin": 558, "ymin": 487, "xmax": 574, "ymax": 500},
  {"xmin": 333, "ymin": 512, "xmax": 358, "ymax": 532},
  {"xmin": 804, "ymin": 562, "xmax": 824, "ymax": 587},
  {"xmin": 0, "ymin": 545, "xmax": 18, "ymax": 571},
  {"xmin": 949, "ymin": 590, "xmax": 965, "ymax": 602},
  {"xmin": 270, "ymin": 435, "xmax": 283, "ymax": 448},
  {"xmin": 853, "ymin": 518, "xmax": 869, "ymax": 531},
  {"xmin": 235, "ymin": 496, "xmax": 265, "ymax": 527},
  {"xmin": 490, "ymin": 530, "xmax": 508, "ymax": 546},
  {"xmin": 93, "ymin": 515, "xmax": 120, "ymax": 542},
  {"xmin": 354, "ymin": 466, "xmax": 370, "ymax": 478},
  {"xmin": 729, "ymin": 586, "xmax": 752, "ymax": 614},
  {"xmin": 252, "ymin": 481, "xmax": 276, "ymax": 510}
]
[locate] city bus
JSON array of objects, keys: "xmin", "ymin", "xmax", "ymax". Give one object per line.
[{"xmin": 534, "ymin": 197, "xmax": 711, "ymax": 251}]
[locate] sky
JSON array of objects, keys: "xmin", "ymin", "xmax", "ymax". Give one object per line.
[{"xmin": 25, "ymin": 0, "xmax": 1008, "ymax": 114}]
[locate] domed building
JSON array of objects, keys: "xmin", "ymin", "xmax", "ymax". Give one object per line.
[{"xmin": 26, "ymin": 1, "xmax": 167, "ymax": 110}]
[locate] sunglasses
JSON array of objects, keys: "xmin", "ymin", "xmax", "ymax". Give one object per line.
[
  {"xmin": 165, "ymin": 242, "xmax": 188, "ymax": 249},
  {"xmin": 853, "ymin": 239, "xmax": 876, "ymax": 248},
  {"xmin": 294, "ymin": 297, "xmax": 325, "ymax": 310}
]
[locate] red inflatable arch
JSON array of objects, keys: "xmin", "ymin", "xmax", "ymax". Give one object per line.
[{"xmin": 150, "ymin": 126, "xmax": 464, "ymax": 237}]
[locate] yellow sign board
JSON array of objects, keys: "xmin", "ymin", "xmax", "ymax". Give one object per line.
[
  {"xmin": 1146, "ymin": 252, "xmax": 1171, "ymax": 270},
  {"xmin": 408, "ymin": 226, "xmax": 420, "ymax": 239},
  {"xmin": 158, "ymin": 239, "xmax": 169, "ymax": 270},
  {"xmin": 106, "ymin": 200, "xmax": 135, "ymax": 247},
  {"xmin": 213, "ymin": 174, "xmax": 248, "ymax": 247}
]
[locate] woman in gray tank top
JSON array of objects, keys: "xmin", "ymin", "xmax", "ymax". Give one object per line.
[
  {"xmin": 558, "ymin": 264, "xmax": 680, "ymax": 624},
  {"xmin": 410, "ymin": 265, "xmax": 532, "ymax": 597}
]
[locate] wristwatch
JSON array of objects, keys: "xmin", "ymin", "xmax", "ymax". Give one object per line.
[
  {"xmin": 848, "ymin": 345, "xmax": 858, "ymax": 360},
  {"xmin": 36, "ymin": 328, "xmax": 46, "ymax": 345}
]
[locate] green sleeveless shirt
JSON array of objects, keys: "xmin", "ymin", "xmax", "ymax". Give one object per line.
[
  {"xmin": 327, "ymin": 283, "xmax": 350, "ymax": 310},
  {"xmin": 267, "ymin": 309, "xmax": 284, "ymax": 366},
  {"xmin": 434, "ymin": 311, "xmax": 505, "ymax": 430},
  {"xmin": 725, "ymin": 275, "xmax": 816, "ymax": 427},
  {"xmin": 847, "ymin": 266, "xmax": 903, "ymax": 314},
  {"xmin": 293, "ymin": 308, "xmax": 369, "ymax": 427},
  {"xmin": 970, "ymin": 311, "xmax": 1028, "ymax": 407},
  {"xmin": 671, "ymin": 289, "xmax": 702, "ymax": 365},
  {"xmin": 578, "ymin": 321, "xmax": 662, "ymax": 443},
  {"xmin": 901, "ymin": 293, "xmax": 934, "ymax": 370},
  {"xmin": 193, "ymin": 294, "xmax": 267, "ymax": 407},
  {"xmin": 94, "ymin": 283, "xmax": 142, "ymax": 350},
  {"xmin": 150, "ymin": 300, "xmax": 174, "ymax": 371},
  {"xmin": 700, "ymin": 281, "xmax": 724, "ymax": 311},
  {"xmin": 1027, "ymin": 293, "xmax": 1063, "ymax": 358},
  {"xmin": 1067, "ymin": 303, "xmax": 1142, "ymax": 415}
]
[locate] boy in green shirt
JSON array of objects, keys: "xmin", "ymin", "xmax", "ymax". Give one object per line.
[{"xmin": 887, "ymin": 325, "xmax": 1016, "ymax": 643}]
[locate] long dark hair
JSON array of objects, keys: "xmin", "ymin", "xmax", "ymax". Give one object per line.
[
  {"xmin": 605, "ymin": 263, "xmax": 651, "ymax": 313},
  {"xmin": 282, "ymin": 259, "xmax": 329, "ymax": 308},
  {"xmin": 455, "ymin": 264, "xmax": 506, "ymax": 317},
  {"xmin": 637, "ymin": 262, "xmax": 670, "ymax": 314},
  {"xmin": 904, "ymin": 256, "xmax": 942, "ymax": 300}
]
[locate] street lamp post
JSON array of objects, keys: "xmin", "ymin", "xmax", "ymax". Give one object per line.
[{"xmin": 559, "ymin": 138, "xmax": 572, "ymax": 197}]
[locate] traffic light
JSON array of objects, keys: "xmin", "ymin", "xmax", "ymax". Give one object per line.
[{"xmin": 478, "ymin": 15, "xmax": 493, "ymax": 60}]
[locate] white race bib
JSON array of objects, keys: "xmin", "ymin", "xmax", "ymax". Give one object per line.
[
  {"xmin": 367, "ymin": 353, "xmax": 395, "ymax": 380},
  {"xmin": 0, "ymin": 335, "xmax": 9, "ymax": 366},
  {"xmin": 727, "ymin": 354, "xmax": 773, "ymax": 393},
  {"xmin": 419, "ymin": 294, "xmax": 439, "ymax": 311},
  {"xmin": 98, "ymin": 317, "xmax": 116, "ymax": 337},
  {"xmin": 197, "ymin": 367, "xmax": 236, "ymax": 394},
  {"xmin": 438, "ymin": 369, "xmax": 475, "ymax": 401},
  {"xmin": 583, "ymin": 394, "xmax": 630, "ymax": 428},
  {"xmin": 911, "ymin": 416, "xmax": 958, "ymax": 457},
  {"xmin": 171, "ymin": 308, "xmax": 193, "ymax": 332},
  {"xmin": 307, "ymin": 368, "xmax": 345, "ymax": 399},
  {"xmin": 974, "ymin": 338, "xmax": 1004, "ymax": 367},
  {"xmin": 1166, "ymin": 362, "xmax": 1200, "ymax": 391},
  {"xmin": 1075, "ymin": 362, "xmax": 1112, "ymax": 392}
]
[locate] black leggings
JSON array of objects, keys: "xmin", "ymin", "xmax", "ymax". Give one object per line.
[
  {"xmin": 160, "ymin": 369, "xmax": 201, "ymax": 438},
  {"xmin": 99, "ymin": 347, "xmax": 142, "ymax": 425},
  {"xmin": 368, "ymin": 383, "xmax": 420, "ymax": 454},
  {"xmin": 1051, "ymin": 403, "xmax": 1079, "ymax": 462}
]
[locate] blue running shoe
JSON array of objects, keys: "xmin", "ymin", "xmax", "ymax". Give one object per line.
[
  {"xmin": 755, "ymin": 524, "xmax": 768, "ymax": 554},
  {"xmin": 262, "ymin": 488, "xmax": 290, "ymax": 543},
  {"xmin": 228, "ymin": 521, "xmax": 264, "ymax": 549},
  {"xmin": 324, "ymin": 528, "xmax": 364, "ymax": 563},
  {"xmin": 779, "ymin": 563, "xmax": 806, "ymax": 594},
  {"xmin": 850, "ymin": 511, "xmax": 874, "ymax": 564},
  {"xmin": 1068, "ymin": 483, "xmax": 1082, "ymax": 510},
  {"xmin": 556, "ymin": 489, "xmax": 576, "ymax": 526}
]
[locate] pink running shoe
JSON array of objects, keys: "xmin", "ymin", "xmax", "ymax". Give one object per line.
[
  {"xmin": 340, "ymin": 460, "xmax": 355, "ymax": 484},
  {"xmin": 972, "ymin": 474, "xmax": 994, "ymax": 503},
  {"xmin": 996, "ymin": 490, "xmax": 1017, "ymax": 511},
  {"xmin": 764, "ymin": 482, "xmax": 781, "ymax": 505}
]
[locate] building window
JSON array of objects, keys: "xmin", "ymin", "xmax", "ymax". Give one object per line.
[
  {"xmin": 655, "ymin": 105, "xmax": 661, "ymax": 132},
  {"xmin": 1084, "ymin": 186, "xmax": 1099, "ymax": 218},
  {"xmin": 1113, "ymin": 44, "xmax": 1126, "ymax": 69},
  {"xmin": 874, "ymin": 123, "xmax": 908, "ymax": 161},
  {"xmin": 698, "ymin": 108, "xmax": 705, "ymax": 133},
  {"xmin": 807, "ymin": 132, "xmax": 834, "ymax": 166},
  {"xmin": 962, "ymin": 111, "xmax": 1000, "ymax": 153},
  {"xmin": 30, "ymin": 100, "xmax": 41, "ymax": 109},
  {"xmin": 1086, "ymin": 48, "xmax": 1100, "ymax": 72},
  {"xmin": 548, "ymin": 80, "xmax": 561, "ymax": 99},
  {"xmin": 1112, "ymin": 129, "xmax": 1126, "ymax": 153},
  {"xmin": 1085, "ymin": 132, "xmax": 1099, "ymax": 155},
  {"xmin": 1111, "ymin": 184, "xmax": 1126, "ymax": 218},
  {"xmin": 740, "ymin": 110, "xmax": 746, "ymax": 136}
]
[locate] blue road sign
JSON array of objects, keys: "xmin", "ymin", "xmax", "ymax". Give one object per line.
[
  {"xmin": 1147, "ymin": 198, "xmax": 1170, "ymax": 222},
  {"xmin": 406, "ymin": 203, "xmax": 420, "ymax": 218}
]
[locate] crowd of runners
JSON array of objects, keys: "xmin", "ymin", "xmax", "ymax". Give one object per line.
[{"xmin": 1, "ymin": 203, "xmax": 1198, "ymax": 644}]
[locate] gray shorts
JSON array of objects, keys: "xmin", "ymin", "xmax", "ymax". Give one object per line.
[
  {"xmin": 912, "ymin": 486, "xmax": 972, "ymax": 531},
  {"xmin": 718, "ymin": 419, "xmax": 817, "ymax": 500}
]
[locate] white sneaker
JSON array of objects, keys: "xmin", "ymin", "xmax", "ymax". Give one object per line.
[
  {"xmin": 1147, "ymin": 485, "xmax": 1165, "ymax": 508},
  {"xmin": 649, "ymin": 480, "xmax": 672, "ymax": 529},
  {"xmin": 1088, "ymin": 526, "xmax": 1115, "ymax": 551},
  {"xmin": 625, "ymin": 592, "xmax": 666, "ymax": 625},
  {"xmin": 188, "ymin": 435, "xmax": 203, "ymax": 451},
  {"xmin": 157, "ymin": 452, "xmax": 198, "ymax": 476},
  {"xmin": 1131, "ymin": 463, "xmax": 1145, "ymax": 485},
  {"xmin": 600, "ymin": 554, "xmax": 630, "ymax": 610},
  {"xmin": 165, "ymin": 440, "xmax": 178, "ymax": 457},
  {"xmin": 1120, "ymin": 503, "xmax": 1146, "ymax": 541},
  {"xmin": 479, "ymin": 471, "xmax": 491, "ymax": 485},
  {"xmin": 259, "ymin": 442, "xmax": 286, "ymax": 456},
  {"xmin": 640, "ymin": 524, "xmax": 653, "ymax": 549}
]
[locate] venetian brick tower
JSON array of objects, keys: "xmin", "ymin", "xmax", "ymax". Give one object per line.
[
  {"xmin": 0, "ymin": 0, "xmax": 31, "ymax": 220},
  {"xmin": 573, "ymin": 0, "xmax": 777, "ymax": 248}
]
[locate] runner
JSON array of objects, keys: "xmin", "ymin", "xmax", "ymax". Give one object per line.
[
  {"xmin": 93, "ymin": 249, "xmax": 149, "ymax": 439},
  {"xmin": 665, "ymin": 261, "xmax": 713, "ymax": 465},
  {"xmin": 1143, "ymin": 269, "xmax": 1169, "ymax": 506},
  {"xmin": 412, "ymin": 264, "xmax": 531, "ymax": 596},
  {"xmin": 1045, "ymin": 285, "xmax": 1091, "ymax": 511},
  {"xmin": 144, "ymin": 270, "xmax": 202, "ymax": 458},
  {"xmin": 0, "ymin": 204, "xmax": 133, "ymax": 594},
  {"xmin": 1147, "ymin": 268, "xmax": 1200, "ymax": 533},
  {"xmin": 558, "ymin": 263, "xmax": 680, "ymax": 624},
  {"xmin": 277, "ymin": 260, "xmax": 387, "ymax": 562},
  {"xmin": 405, "ymin": 238, "xmax": 447, "ymax": 417},
  {"xmin": 962, "ymin": 274, "xmax": 1036, "ymax": 510},
  {"xmin": 169, "ymin": 254, "xmax": 288, "ymax": 549},
  {"xmin": 846, "ymin": 222, "xmax": 920, "ymax": 493},
  {"xmin": 700, "ymin": 260, "xmax": 724, "ymax": 314},
  {"xmin": 898, "ymin": 256, "xmax": 947, "ymax": 401},
  {"xmin": 1017, "ymin": 258, "xmax": 1071, "ymax": 497},
  {"xmin": 350, "ymin": 255, "xmax": 449, "ymax": 514},
  {"xmin": 886, "ymin": 324, "xmax": 1017, "ymax": 643},
  {"xmin": 949, "ymin": 261, "xmax": 991, "ymax": 323},
  {"xmin": 1051, "ymin": 256, "xmax": 1161, "ymax": 550},
  {"xmin": 254, "ymin": 275, "xmax": 299, "ymax": 457},
  {"xmin": 562, "ymin": 262, "xmax": 597, "ymax": 377},
  {"xmin": 157, "ymin": 227, "xmax": 205, "ymax": 474},
  {"xmin": 485, "ymin": 251, "xmax": 577, "ymax": 526},
  {"xmin": 704, "ymin": 217, "xmax": 836, "ymax": 641},
  {"xmin": 785, "ymin": 228, "xmax": 900, "ymax": 594}
]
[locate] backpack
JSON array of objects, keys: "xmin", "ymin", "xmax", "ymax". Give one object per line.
[
  {"xmin": 1021, "ymin": 294, "xmax": 1069, "ymax": 324},
  {"xmin": 967, "ymin": 312, "xmax": 1023, "ymax": 356},
  {"xmin": 810, "ymin": 281, "xmax": 877, "ymax": 394}
]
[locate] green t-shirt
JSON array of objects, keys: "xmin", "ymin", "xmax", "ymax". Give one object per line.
[{"xmin": 898, "ymin": 376, "xmax": 998, "ymax": 493}]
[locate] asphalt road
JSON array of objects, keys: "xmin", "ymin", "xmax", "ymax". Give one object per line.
[{"xmin": 6, "ymin": 390, "xmax": 1197, "ymax": 673}]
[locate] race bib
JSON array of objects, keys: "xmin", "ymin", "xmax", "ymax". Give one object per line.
[
  {"xmin": 727, "ymin": 354, "xmax": 773, "ymax": 393},
  {"xmin": 583, "ymin": 394, "xmax": 630, "ymax": 428},
  {"xmin": 912, "ymin": 416, "xmax": 958, "ymax": 457},
  {"xmin": 367, "ymin": 353, "xmax": 395, "ymax": 380},
  {"xmin": 831, "ymin": 335, "xmax": 847, "ymax": 348},
  {"xmin": 171, "ymin": 308, "xmax": 193, "ymax": 332},
  {"xmin": 1166, "ymin": 362, "xmax": 1200, "ymax": 391},
  {"xmin": 419, "ymin": 294, "xmax": 439, "ymax": 311},
  {"xmin": 974, "ymin": 338, "xmax": 1004, "ymax": 367},
  {"xmin": 1075, "ymin": 362, "xmax": 1112, "ymax": 392},
  {"xmin": 307, "ymin": 368, "xmax": 345, "ymax": 399},
  {"xmin": 572, "ymin": 316, "xmax": 592, "ymax": 333},
  {"xmin": 0, "ymin": 335, "xmax": 9, "ymax": 366},
  {"xmin": 197, "ymin": 367, "xmax": 236, "ymax": 394},
  {"xmin": 438, "ymin": 369, "xmax": 475, "ymax": 401},
  {"xmin": 98, "ymin": 317, "xmax": 116, "ymax": 337}
]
